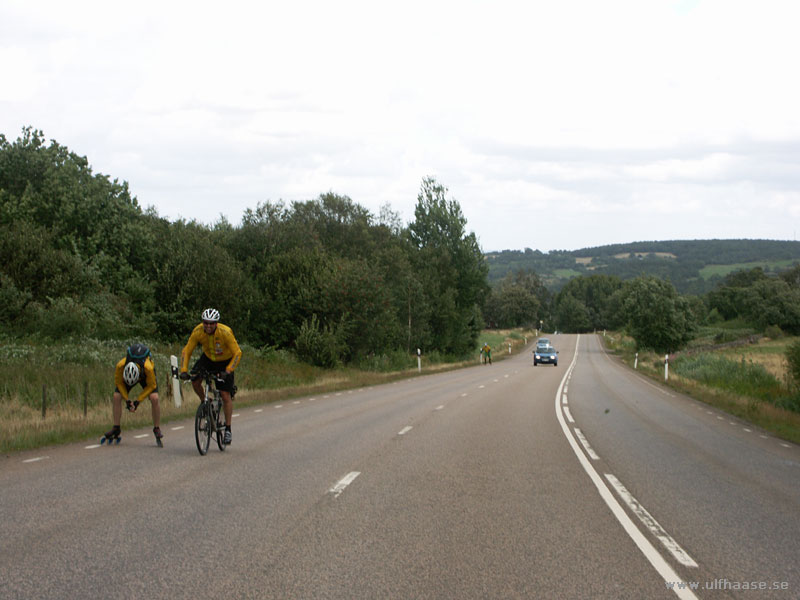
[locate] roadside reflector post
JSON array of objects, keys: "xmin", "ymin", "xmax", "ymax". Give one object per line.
[
  {"xmin": 634, "ymin": 352, "xmax": 638, "ymax": 370},
  {"xmin": 665, "ymin": 354, "xmax": 669, "ymax": 381},
  {"xmin": 417, "ymin": 348, "xmax": 421, "ymax": 372}
]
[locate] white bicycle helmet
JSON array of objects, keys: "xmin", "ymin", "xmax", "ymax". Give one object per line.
[
  {"xmin": 123, "ymin": 362, "xmax": 140, "ymax": 387},
  {"xmin": 201, "ymin": 308, "xmax": 220, "ymax": 322}
]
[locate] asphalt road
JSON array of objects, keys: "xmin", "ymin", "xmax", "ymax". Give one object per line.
[{"xmin": 1, "ymin": 334, "xmax": 798, "ymax": 599}]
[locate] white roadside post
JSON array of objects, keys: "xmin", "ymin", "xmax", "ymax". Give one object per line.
[
  {"xmin": 634, "ymin": 352, "xmax": 638, "ymax": 370},
  {"xmin": 417, "ymin": 348, "xmax": 422, "ymax": 372},
  {"xmin": 170, "ymin": 355, "xmax": 182, "ymax": 407},
  {"xmin": 508, "ymin": 343, "xmax": 511, "ymax": 354},
  {"xmin": 665, "ymin": 354, "xmax": 669, "ymax": 381}
]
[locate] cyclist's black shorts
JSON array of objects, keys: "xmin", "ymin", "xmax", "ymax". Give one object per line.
[{"xmin": 191, "ymin": 354, "xmax": 236, "ymax": 394}]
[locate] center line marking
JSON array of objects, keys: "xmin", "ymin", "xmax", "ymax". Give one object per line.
[
  {"xmin": 22, "ymin": 456, "xmax": 49, "ymax": 463},
  {"xmin": 329, "ymin": 471, "xmax": 360, "ymax": 498},
  {"xmin": 563, "ymin": 406, "xmax": 575, "ymax": 423},
  {"xmin": 134, "ymin": 434, "xmax": 148, "ymax": 439},
  {"xmin": 605, "ymin": 474, "xmax": 698, "ymax": 568},
  {"xmin": 574, "ymin": 428, "xmax": 599, "ymax": 460},
  {"xmin": 398, "ymin": 426, "xmax": 413, "ymax": 435},
  {"xmin": 435, "ymin": 405, "xmax": 444, "ymax": 411},
  {"xmin": 171, "ymin": 426, "xmax": 184, "ymax": 431},
  {"xmin": 555, "ymin": 335, "xmax": 699, "ymax": 599}
]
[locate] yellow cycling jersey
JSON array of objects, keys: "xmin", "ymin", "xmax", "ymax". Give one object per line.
[
  {"xmin": 115, "ymin": 356, "xmax": 158, "ymax": 402},
  {"xmin": 181, "ymin": 322, "xmax": 243, "ymax": 373}
]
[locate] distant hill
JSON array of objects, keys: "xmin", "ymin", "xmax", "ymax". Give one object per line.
[{"xmin": 485, "ymin": 239, "xmax": 800, "ymax": 294}]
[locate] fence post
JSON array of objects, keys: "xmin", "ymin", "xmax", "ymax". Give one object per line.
[{"xmin": 42, "ymin": 385, "xmax": 47, "ymax": 419}]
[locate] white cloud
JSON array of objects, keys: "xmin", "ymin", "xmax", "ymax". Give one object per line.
[{"xmin": 2, "ymin": 0, "xmax": 800, "ymax": 251}]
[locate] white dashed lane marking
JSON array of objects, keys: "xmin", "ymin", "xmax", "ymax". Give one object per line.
[{"xmin": 329, "ymin": 472, "xmax": 360, "ymax": 498}]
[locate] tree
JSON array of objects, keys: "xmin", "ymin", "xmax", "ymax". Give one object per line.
[
  {"xmin": 622, "ymin": 276, "xmax": 697, "ymax": 353},
  {"xmin": 407, "ymin": 177, "xmax": 489, "ymax": 354}
]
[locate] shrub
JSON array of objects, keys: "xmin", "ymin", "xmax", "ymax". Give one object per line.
[
  {"xmin": 764, "ymin": 325, "xmax": 784, "ymax": 340},
  {"xmin": 294, "ymin": 314, "xmax": 344, "ymax": 368}
]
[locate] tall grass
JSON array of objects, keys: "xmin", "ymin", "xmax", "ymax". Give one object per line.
[{"xmin": 673, "ymin": 354, "xmax": 786, "ymax": 404}]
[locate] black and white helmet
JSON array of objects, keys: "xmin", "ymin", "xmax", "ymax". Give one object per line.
[
  {"xmin": 123, "ymin": 362, "xmax": 140, "ymax": 386},
  {"xmin": 201, "ymin": 308, "xmax": 220, "ymax": 322}
]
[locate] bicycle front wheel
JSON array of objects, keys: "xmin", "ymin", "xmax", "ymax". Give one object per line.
[
  {"xmin": 195, "ymin": 403, "xmax": 211, "ymax": 455},
  {"xmin": 214, "ymin": 398, "xmax": 226, "ymax": 451}
]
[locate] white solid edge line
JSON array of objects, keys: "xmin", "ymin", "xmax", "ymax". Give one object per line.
[
  {"xmin": 605, "ymin": 474, "xmax": 698, "ymax": 568},
  {"xmin": 329, "ymin": 471, "xmax": 360, "ymax": 498},
  {"xmin": 555, "ymin": 335, "xmax": 699, "ymax": 600}
]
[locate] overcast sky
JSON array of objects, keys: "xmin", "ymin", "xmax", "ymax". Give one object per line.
[{"xmin": 2, "ymin": 0, "xmax": 799, "ymax": 252}]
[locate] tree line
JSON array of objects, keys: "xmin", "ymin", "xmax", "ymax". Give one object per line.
[
  {"xmin": 483, "ymin": 261, "xmax": 800, "ymax": 354},
  {"xmin": 0, "ymin": 128, "xmax": 488, "ymax": 366},
  {"xmin": 4, "ymin": 127, "xmax": 798, "ymax": 361}
]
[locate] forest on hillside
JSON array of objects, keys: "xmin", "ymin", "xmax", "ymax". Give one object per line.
[
  {"xmin": 486, "ymin": 240, "xmax": 800, "ymax": 293},
  {"xmin": 4, "ymin": 126, "xmax": 800, "ymax": 360}
]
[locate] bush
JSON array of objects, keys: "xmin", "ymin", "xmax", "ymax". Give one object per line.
[
  {"xmin": 294, "ymin": 314, "xmax": 344, "ymax": 368},
  {"xmin": 764, "ymin": 325, "xmax": 784, "ymax": 340}
]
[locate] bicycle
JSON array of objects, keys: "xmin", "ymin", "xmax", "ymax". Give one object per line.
[{"xmin": 193, "ymin": 370, "xmax": 227, "ymax": 455}]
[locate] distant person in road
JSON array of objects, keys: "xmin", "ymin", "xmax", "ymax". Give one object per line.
[
  {"xmin": 180, "ymin": 308, "xmax": 242, "ymax": 445},
  {"xmin": 104, "ymin": 343, "xmax": 162, "ymax": 444},
  {"xmin": 482, "ymin": 342, "xmax": 492, "ymax": 365}
]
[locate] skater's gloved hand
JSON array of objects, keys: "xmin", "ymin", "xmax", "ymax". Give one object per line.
[{"xmin": 179, "ymin": 371, "xmax": 190, "ymax": 380}]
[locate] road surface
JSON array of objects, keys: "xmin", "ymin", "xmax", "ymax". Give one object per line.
[{"xmin": 2, "ymin": 334, "xmax": 797, "ymax": 598}]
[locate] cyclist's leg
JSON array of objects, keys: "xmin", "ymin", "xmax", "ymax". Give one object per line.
[
  {"xmin": 112, "ymin": 391, "xmax": 123, "ymax": 426},
  {"xmin": 149, "ymin": 392, "xmax": 161, "ymax": 428},
  {"xmin": 189, "ymin": 356, "xmax": 208, "ymax": 401},
  {"xmin": 220, "ymin": 390, "xmax": 233, "ymax": 425}
]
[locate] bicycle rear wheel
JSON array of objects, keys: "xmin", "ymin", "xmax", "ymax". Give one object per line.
[{"xmin": 195, "ymin": 403, "xmax": 211, "ymax": 455}]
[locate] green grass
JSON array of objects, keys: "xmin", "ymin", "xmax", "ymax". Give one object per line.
[
  {"xmin": 672, "ymin": 354, "xmax": 789, "ymax": 405},
  {"xmin": 553, "ymin": 269, "xmax": 583, "ymax": 278}
]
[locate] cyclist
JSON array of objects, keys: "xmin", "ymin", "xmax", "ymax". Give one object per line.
[
  {"xmin": 481, "ymin": 342, "xmax": 492, "ymax": 365},
  {"xmin": 179, "ymin": 308, "xmax": 242, "ymax": 445},
  {"xmin": 104, "ymin": 343, "xmax": 163, "ymax": 444}
]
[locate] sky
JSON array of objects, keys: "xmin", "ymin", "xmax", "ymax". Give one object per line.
[{"xmin": 2, "ymin": 0, "xmax": 799, "ymax": 252}]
